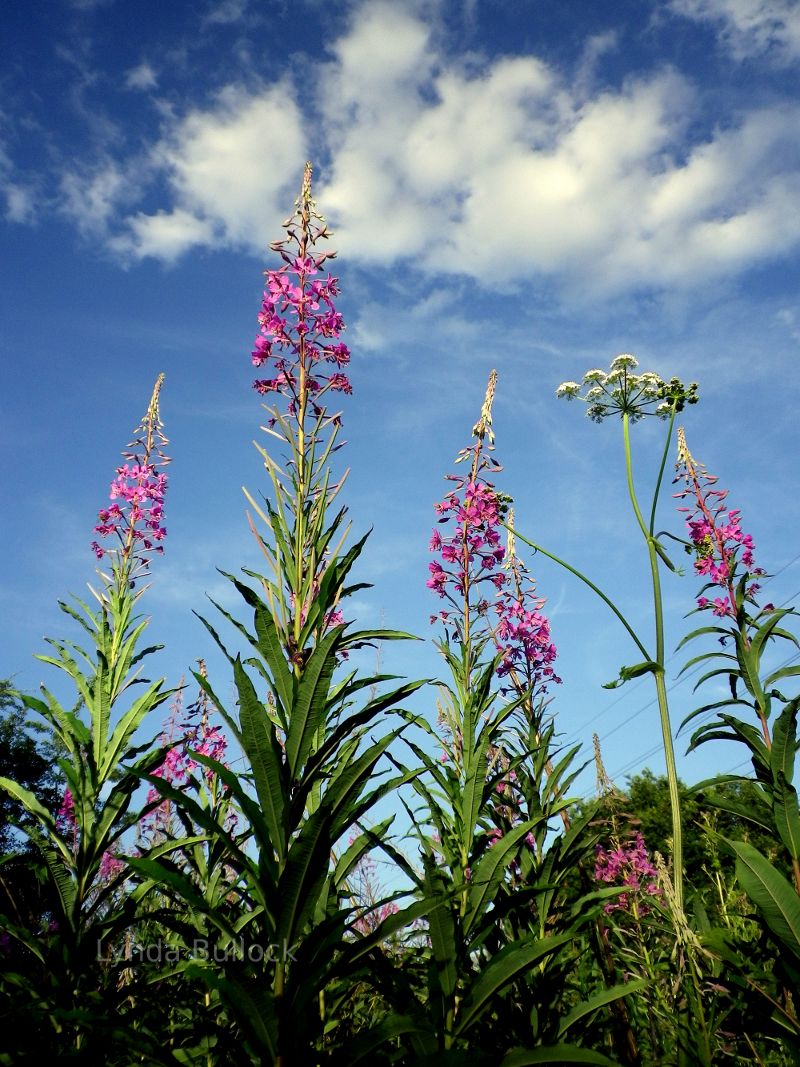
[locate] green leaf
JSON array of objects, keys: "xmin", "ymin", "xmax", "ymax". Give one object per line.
[
  {"xmin": 766, "ymin": 664, "xmax": 800, "ymax": 689},
  {"xmin": 423, "ymin": 858, "xmax": 458, "ymax": 1002},
  {"xmin": 100, "ymin": 679, "xmax": 170, "ymax": 782},
  {"xmin": 275, "ymin": 805, "xmax": 331, "ymax": 948},
  {"xmin": 772, "ymin": 700, "xmax": 798, "ymax": 791},
  {"xmin": 455, "ymin": 934, "xmax": 571, "ymax": 1036},
  {"xmin": 603, "ymin": 661, "xmax": 660, "ymax": 689},
  {"xmin": 774, "ymin": 772, "xmax": 800, "ymax": 863},
  {"xmin": 284, "ymin": 624, "xmax": 341, "ymax": 779},
  {"xmin": 464, "ymin": 818, "xmax": 543, "ymax": 937},
  {"xmin": 336, "ymin": 1014, "xmax": 429, "ymax": 1064},
  {"xmin": 41, "ymin": 844, "xmax": 77, "ymax": 918},
  {"xmin": 334, "ymin": 816, "xmax": 393, "ymax": 889},
  {"xmin": 732, "ymin": 840, "xmax": 800, "ymax": 960},
  {"xmin": 501, "ymin": 1047, "xmax": 618, "ymax": 1066},
  {"xmin": 557, "ymin": 980, "xmax": 647, "ymax": 1038},
  {"xmin": 233, "ymin": 656, "xmax": 287, "ymax": 863}
]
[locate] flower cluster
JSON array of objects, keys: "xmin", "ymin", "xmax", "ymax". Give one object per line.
[
  {"xmin": 57, "ymin": 787, "xmax": 75, "ymax": 835},
  {"xmin": 98, "ymin": 851, "xmax": 126, "ymax": 881},
  {"xmin": 674, "ymin": 428, "xmax": 765, "ymax": 618},
  {"xmin": 495, "ymin": 514, "xmax": 560, "ymax": 694},
  {"xmin": 428, "ymin": 373, "xmax": 559, "ymax": 702},
  {"xmin": 91, "ymin": 373, "xmax": 169, "ymax": 577},
  {"xmin": 57, "ymin": 787, "xmax": 125, "ymax": 880},
  {"xmin": 428, "ymin": 370, "xmax": 506, "ymax": 639},
  {"xmin": 251, "ymin": 162, "xmax": 350, "ymax": 416},
  {"xmin": 595, "ymin": 831, "xmax": 661, "ymax": 915},
  {"xmin": 427, "ymin": 479, "xmax": 506, "ymax": 606},
  {"xmin": 144, "ymin": 678, "xmax": 230, "ymax": 838},
  {"xmin": 557, "ymin": 354, "xmax": 698, "ymax": 423}
]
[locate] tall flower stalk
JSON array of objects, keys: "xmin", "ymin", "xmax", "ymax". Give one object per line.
[
  {"xmin": 675, "ymin": 431, "xmax": 800, "ymax": 901},
  {"xmin": 511, "ymin": 355, "xmax": 699, "ymax": 911},
  {"xmin": 674, "ymin": 428, "xmax": 775, "ymax": 746},
  {"xmin": 0, "ymin": 376, "xmax": 173, "ymax": 1059},
  {"xmin": 247, "ymin": 161, "xmax": 353, "ymax": 673},
  {"xmin": 138, "ymin": 164, "xmax": 425, "ymax": 1065},
  {"xmin": 398, "ymin": 372, "xmax": 636, "ymax": 1058}
]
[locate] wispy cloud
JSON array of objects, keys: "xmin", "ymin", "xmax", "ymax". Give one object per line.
[
  {"xmin": 60, "ymin": 159, "xmax": 132, "ymax": 236},
  {"xmin": 0, "ymin": 144, "xmax": 36, "ymax": 223},
  {"xmin": 125, "ymin": 61, "xmax": 158, "ymax": 91},
  {"xmin": 668, "ymin": 0, "xmax": 800, "ymax": 63},
  {"xmin": 203, "ymin": 0, "xmax": 249, "ymax": 26}
]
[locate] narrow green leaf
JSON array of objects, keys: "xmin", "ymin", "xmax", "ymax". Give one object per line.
[
  {"xmin": 603, "ymin": 661, "xmax": 660, "ymax": 689},
  {"xmin": 423, "ymin": 858, "xmax": 458, "ymax": 1001},
  {"xmin": 284, "ymin": 624, "xmax": 341, "ymax": 779},
  {"xmin": 464, "ymin": 819, "xmax": 542, "ymax": 937},
  {"xmin": 275, "ymin": 805, "xmax": 331, "ymax": 948},
  {"xmin": 501, "ymin": 1047, "xmax": 618, "ymax": 1066},
  {"xmin": 455, "ymin": 934, "xmax": 571, "ymax": 1036},
  {"xmin": 774, "ymin": 772, "xmax": 800, "ymax": 862},
  {"xmin": 732, "ymin": 840, "xmax": 800, "ymax": 960},
  {"xmin": 234, "ymin": 656, "xmax": 287, "ymax": 863},
  {"xmin": 557, "ymin": 980, "xmax": 647, "ymax": 1038}
]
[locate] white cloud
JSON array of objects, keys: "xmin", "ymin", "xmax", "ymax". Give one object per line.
[
  {"xmin": 61, "ymin": 1, "xmax": 800, "ymax": 293},
  {"xmin": 0, "ymin": 145, "xmax": 36, "ymax": 223},
  {"xmin": 125, "ymin": 61, "xmax": 158, "ymax": 91},
  {"xmin": 110, "ymin": 208, "xmax": 217, "ymax": 262},
  {"xmin": 203, "ymin": 0, "xmax": 248, "ymax": 26},
  {"xmin": 60, "ymin": 160, "xmax": 131, "ymax": 235},
  {"xmin": 317, "ymin": 9, "xmax": 800, "ymax": 292},
  {"xmin": 114, "ymin": 83, "xmax": 305, "ymax": 259},
  {"xmin": 669, "ymin": 0, "xmax": 800, "ymax": 63}
]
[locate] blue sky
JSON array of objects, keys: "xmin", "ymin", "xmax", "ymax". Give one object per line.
[{"xmin": 2, "ymin": 0, "xmax": 799, "ymax": 800}]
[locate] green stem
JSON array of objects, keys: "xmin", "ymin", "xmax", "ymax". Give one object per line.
[
  {"xmin": 622, "ymin": 415, "xmax": 649, "ymax": 541},
  {"xmin": 508, "ymin": 526, "xmax": 651, "ymax": 662},
  {"xmin": 623, "ymin": 411, "xmax": 683, "ymax": 911},
  {"xmin": 648, "ymin": 408, "xmax": 677, "ymax": 536}
]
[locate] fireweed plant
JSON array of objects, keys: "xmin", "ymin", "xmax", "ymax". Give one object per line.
[
  {"xmin": 381, "ymin": 370, "xmax": 638, "ymax": 1060},
  {"xmin": 674, "ymin": 431, "xmax": 800, "ymax": 1024},
  {"xmin": 509, "ymin": 355, "xmax": 698, "ymax": 913},
  {"xmin": 0, "ymin": 376, "xmax": 174, "ymax": 1058},
  {"xmin": 130, "ymin": 162, "xmax": 429, "ymax": 1065}
]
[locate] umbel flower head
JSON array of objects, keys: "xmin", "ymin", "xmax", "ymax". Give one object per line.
[
  {"xmin": 557, "ymin": 354, "xmax": 699, "ymax": 423},
  {"xmin": 91, "ymin": 373, "xmax": 169, "ymax": 583}
]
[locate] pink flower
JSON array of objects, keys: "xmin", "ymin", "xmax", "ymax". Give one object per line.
[
  {"xmin": 57, "ymin": 788, "xmax": 75, "ymax": 832},
  {"xmin": 91, "ymin": 376, "xmax": 169, "ymax": 580},
  {"xmin": 595, "ymin": 832, "xmax": 661, "ymax": 915},
  {"xmin": 99, "ymin": 851, "xmax": 126, "ymax": 880},
  {"xmin": 674, "ymin": 429, "xmax": 764, "ymax": 619},
  {"xmin": 249, "ymin": 164, "xmax": 351, "ymax": 419}
]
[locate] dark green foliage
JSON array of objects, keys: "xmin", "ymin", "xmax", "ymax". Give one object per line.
[{"xmin": 0, "ymin": 680, "xmax": 63, "ymax": 855}]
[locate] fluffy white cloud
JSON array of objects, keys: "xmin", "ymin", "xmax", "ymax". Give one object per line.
[
  {"xmin": 110, "ymin": 208, "xmax": 216, "ymax": 262},
  {"xmin": 90, "ymin": 1, "xmax": 800, "ymax": 293},
  {"xmin": 114, "ymin": 83, "xmax": 305, "ymax": 260},
  {"xmin": 669, "ymin": 0, "xmax": 800, "ymax": 63},
  {"xmin": 317, "ymin": 6, "xmax": 800, "ymax": 292}
]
